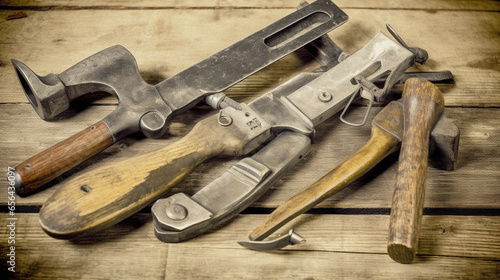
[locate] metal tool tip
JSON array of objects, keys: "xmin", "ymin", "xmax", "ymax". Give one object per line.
[{"xmin": 238, "ymin": 229, "xmax": 306, "ymax": 251}]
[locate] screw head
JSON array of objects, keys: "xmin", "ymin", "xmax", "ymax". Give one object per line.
[
  {"xmin": 165, "ymin": 203, "xmax": 188, "ymax": 221},
  {"xmin": 217, "ymin": 112, "xmax": 233, "ymax": 127},
  {"xmin": 318, "ymin": 91, "xmax": 332, "ymax": 102}
]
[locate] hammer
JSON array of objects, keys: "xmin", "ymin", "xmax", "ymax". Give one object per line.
[
  {"xmin": 9, "ymin": 0, "xmax": 348, "ymax": 195},
  {"xmin": 240, "ymin": 78, "xmax": 459, "ymax": 251},
  {"xmin": 387, "ymin": 78, "xmax": 458, "ymax": 263}
]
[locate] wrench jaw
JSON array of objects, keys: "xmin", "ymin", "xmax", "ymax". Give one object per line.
[
  {"xmin": 151, "ymin": 132, "xmax": 311, "ymax": 243},
  {"xmin": 152, "ymin": 193, "xmax": 214, "ymax": 243}
]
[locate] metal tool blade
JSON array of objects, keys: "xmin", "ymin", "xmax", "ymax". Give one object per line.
[
  {"xmin": 155, "ymin": 0, "xmax": 348, "ymax": 113},
  {"xmin": 238, "ymin": 229, "xmax": 306, "ymax": 251}
]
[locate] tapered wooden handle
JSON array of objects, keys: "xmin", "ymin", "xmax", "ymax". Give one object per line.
[
  {"xmin": 13, "ymin": 121, "xmax": 114, "ymax": 196},
  {"xmin": 39, "ymin": 114, "xmax": 245, "ymax": 239},
  {"xmin": 387, "ymin": 78, "xmax": 445, "ymax": 264},
  {"xmin": 250, "ymin": 125, "xmax": 401, "ymax": 241}
]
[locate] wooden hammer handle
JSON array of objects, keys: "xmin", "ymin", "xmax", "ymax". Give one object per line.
[
  {"xmin": 387, "ymin": 78, "xmax": 444, "ymax": 263},
  {"xmin": 39, "ymin": 114, "xmax": 244, "ymax": 239},
  {"xmin": 13, "ymin": 121, "xmax": 114, "ymax": 196},
  {"xmin": 249, "ymin": 124, "xmax": 401, "ymax": 241}
]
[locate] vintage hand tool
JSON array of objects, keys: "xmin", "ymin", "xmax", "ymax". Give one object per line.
[
  {"xmin": 9, "ymin": 0, "xmax": 348, "ymax": 196},
  {"xmin": 39, "ymin": 21, "xmax": 445, "ymax": 239},
  {"xmin": 150, "ymin": 26, "xmax": 454, "ymax": 243},
  {"xmin": 387, "ymin": 78, "xmax": 448, "ymax": 264},
  {"xmin": 238, "ymin": 78, "xmax": 459, "ymax": 251}
]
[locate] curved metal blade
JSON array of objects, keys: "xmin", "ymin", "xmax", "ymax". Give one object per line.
[{"xmin": 238, "ymin": 229, "xmax": 306, "ymax": 251}]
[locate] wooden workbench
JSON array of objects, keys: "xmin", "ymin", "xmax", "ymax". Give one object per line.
[{"xmin": 1, "ymin": 1, "xmax": 499, "ymax": 279}]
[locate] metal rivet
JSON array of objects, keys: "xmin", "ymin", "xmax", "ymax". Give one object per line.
[
  {"xmin": 140, "ymin": 111, "xmax": 166, "ymax": 138},
  {"xmin": 166, "ymin": 204, "xmax": 188, "ymax": 221},
  {"xmin": 25, "ymin": 164, "xmax": 31, "ymax": 170},
  {"xmin": 218, "ymin": 111, "xmax": 232, "ymax": 127},
  {"xmin": 318, "ymin": 91, "xmax": 332, "ymax": 102},
  {"xmin": 80, "ymin": 185, "xmax": 91, "ymax": 193}
]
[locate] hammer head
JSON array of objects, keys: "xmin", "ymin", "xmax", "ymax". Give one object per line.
[
  {"xmin": 11, "ymin": 45, "xmax": 143, "ymax": 121},
  {"xmin": 429, "ymin": 114, "xmax": 460, "ymax": 171},
  {"xmin": 11, "ymin": 46, "xmax": 173, "ymax": 139},
  {"xmin": 11, "ymin": 59, "xmax": 69, "ymax": 120}
]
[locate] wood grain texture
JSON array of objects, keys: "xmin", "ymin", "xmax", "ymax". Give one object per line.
[
  {"xmin": 13, "ymin": 121, "xmax": 114, "ymax": 196},
  {"xmin": 2, "ymin": 214, "xmax": 498, "ymax": 279},
  {"xmin": 0, "ymin": 1, "xmax": 498, "ymax": 278},
  {"xmin": 0, "ymin": 7, "xmax": 499, "ymax": 107},
  {"xmin": 0, "ymin": 213, "xmax": 168, "ymax": 279},
  {"xmin": 1, "ymin": 0, "xmax": 499, "ymax": 10},
  {"xmin": 1, "ymin": 106, "xmax": 498, "ymax": 209},
  {"xmin": 388, "ymin": 78, "xmax": 445, "ymax": 263},
  {"xmin": 250, "ymin": 101, "xmax": 405, "ymax": 241},
  {"xmin": 38, "ymin": 112, "xmax": 252, "ymax": 239}
]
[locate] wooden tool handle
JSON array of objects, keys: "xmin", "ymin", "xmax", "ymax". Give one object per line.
[
  {"xmin": 14, "ymin": 121, "xmax": 114, "ymax": 196},
  {"xmin": 39, "ymin": 114, "xmax": 244, "ymax": 239},
  {"xmin": 387, "ymin": 78, "xmax": 444, "ymax": 264},
  {"xmin": 250, "ymin": 125, "xmax": 401, "ymax": 241}
]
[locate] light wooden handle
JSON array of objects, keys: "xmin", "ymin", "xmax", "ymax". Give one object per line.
[
  {"xmin": 387, "ymin": 78, "xmax": 445, "ymax": 264},
  {"xmin": 250, "ymin": 125, "xmax": 401, "ymax": 241},
  {"xmin": 14, "ymin": 121, "xmax": 114, "ymax": 196},
  {"xmin": 39, "ymin": 114, "xmax": 244, "ymax": 239}
]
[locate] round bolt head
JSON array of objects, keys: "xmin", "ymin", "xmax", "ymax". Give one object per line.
[
  {"xmin": 166, "ymin": 204, "xmax": 188, "ymax": 221},
  {"xmin": 217, "ymin": 112, "xmax": 233, "ymax": 126},
  {"xmin": 318, "ymin": 91, "xmax": 332, "ymax": 102},
  {"xmin": 140, "ymin": 111, "xmax": 167, "ymax": 138}
]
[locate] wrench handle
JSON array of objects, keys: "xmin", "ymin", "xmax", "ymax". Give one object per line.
[
  {"xmin": 387, "ymin": 78, "xmax": 444, "ymax": 263},
  {"xmin": 39, "ymin": 114, "xmax": 244, "ymax": 239},
  {"xmin": 13, "ymin": 121, "xmax": 114, "ymax": 196}
]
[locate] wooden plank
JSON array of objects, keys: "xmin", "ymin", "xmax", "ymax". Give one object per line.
[
  {"xmin": 0, "ymin": 8, "xmax": 319, "ymax": 104},
  {"xmin": 0, "ymin": 213, "xmax": 168, "ymax": 279},
  {"xmin": 1, "ymin": 105, "xmax": 499, "ymax": 209},
  {"xmin": 0, "ymin": 214, "xmax": 498, "ymax": 279},
  {"xmin": 1, "ymin": 8, "xmax": 499, "ymax": 106},
  {"xmin": 0, "ymin": 2, "xmax": 498, "ymax": 279},
  {"xmin": 166, "ymin": 214, "xmax": 500, "ymax": 279},
  {"xmin": 260, "ymin": 105, "xmax": 500, "ymax": 209},
  {"xmin": 1, "ymin": 0, "xmax": 499, "ymax": 11}
]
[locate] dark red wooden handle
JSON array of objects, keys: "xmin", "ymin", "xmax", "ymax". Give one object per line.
[{"xmin": 14, "ymin": 121, "xmax": 114, "ymax": 195}]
